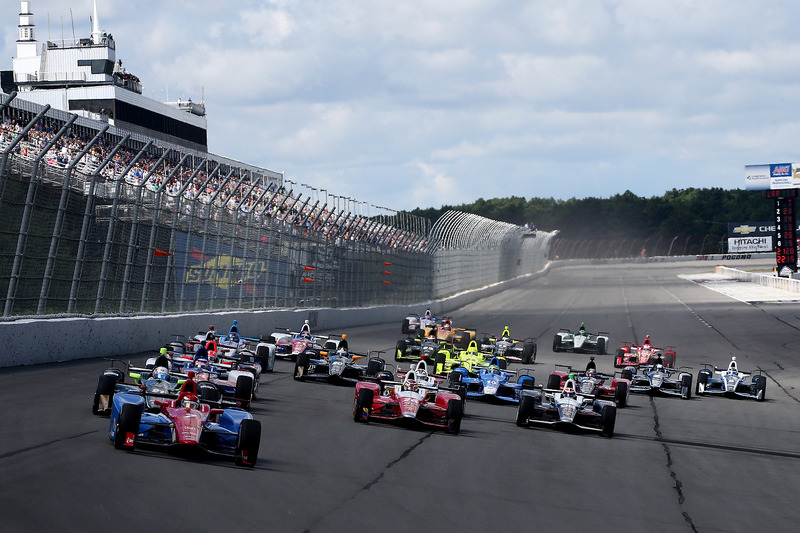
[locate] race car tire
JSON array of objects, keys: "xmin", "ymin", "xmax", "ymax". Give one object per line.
[
  {"xmin": 621, "ymin": 369, "xmax": 633, "ymax": 381},
  {"xmin": 552, "ymin": 335, "xmax": 561, "ymax": 352},
  {"xmin": 401, "ymin": 318, "xmax": 411, "ymax": 334},
  {"xmin": 256, "ymin": 344, "xmax": 275, "ymax": 373},
  {"xmin": 434, "ymin": 351, "xmax": 447, "ymax": 375},
  {"xmin": 519, "ymin": 376, "xmax": 535, "ymax": 390},
  {"xmin": 665, "ymin": 351, "xmax": 676, "ymax": 368},
  {"xmin": 235, "ymin": 419, "xmax": 261, "ymax": 467},
  {"xmin": 92, "ymin": 374, "xmax": 118, "ymax": 415},
  {"xmin": 452, "ymin": 331, "xmax": 471, "ymax": 351},
  {"xmin": 294, "ymin": 353, "xmax": 310, "ymax": 382},
  {"xmin": 600, "ymin": 405, "xmax": 616, "ymax": 438},
  {"xmin": 448, "ymin": 371, "xmax": 463, "ymax": 385},
  {"xmin": 197, "ymin": 381, "xmax": 222, "ymax": 403},
  {"xmin": 497, "ymin": 357, "xmax": 508, "ymax": 370},
  {"xmin": 521, "ymin": 343, "xmax": 536, "ymax": 364},
  {"xmin": 614, "ymin": 348, "xmax": 626, "ymax": 367},
  {"xmin": 614, "ymin": 381, "xmax": 628, "ymax": 408},
  {"xmin": 754, "ymin": 375, "xmax": 767, "ymax": 401},
  {"xmin": 114, "ymin": 403, "xmax": 142, "ymax": 451},
  {"xmin": 696, "ymin": 370, "xmax": 710, "ymax": 395},
  {"xmin": 681, "ymin": 374, "xmax": 692, "ymax": 399},
  {"xmin": 235, "ymin": 375, "xmax": 254, "ymax": 410},
  {"xmin": 596, "ymin": 338, "xmax": 606, "ymax": 355},
  {"xmin": 445, "ymin": 399, "xmax": 463, "ymax": 435},
  {"xmin": 366, "ymin": 357, "xmax": 385, "ymax": 377},
  {"xmin": 354, "ymin": 388, "xmax": 373, "ymax": 422},
  {"xmin": 395, "ymin": 340, "xmax": 407, "ymax": 361},
  {"xmin": 546, "ymin": 373, "xmax": 561, "ymax": 391},
  {"xmin": 455, "ymin": 384, "xmax": 467, "ymax": 411},
  {"xmin": 516, "ymin": 394, "xmax": 536, "ymax": 427}
]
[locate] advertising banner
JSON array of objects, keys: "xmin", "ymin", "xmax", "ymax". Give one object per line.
[
  {"xmin": 727, "ymin": 237, "xmax": 773, "ymax": 253},
  {"xmin": 744, "ymin": 163, "xmax": 800, "ymax": 190}
]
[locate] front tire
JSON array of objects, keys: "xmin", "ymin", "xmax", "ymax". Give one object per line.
[
  {"xmin": 445, "ymin": 399, "xmax": 463, "ymax": 434},
  {"xmin": 546, "ymin": 373, "xmax": 561, "ymax": 391},
  {"xmin": 235, "ymin": 419, "xmax": 261, "ymax": 467},
  {"xmin": 615, "ymin": 381, "xmax": 628, "ymax": 408},
  {"xmin": 114, "ymin": 403, "xmax": 142, "ymax": 451},
  {"xmin": 681, "ymin": 374, "xmax": 692, "ymax": 399},
  {"xmin": 235, "ymin": 375, "xmax": 254, "ymax": 410},
  {"xmin": 521, "ymin": 343, "xmax": 536, "ymax": 364},
  {"xmin": 696, "ymin": 370, "xmax": 710, "ymax": 395},
  {"xmin": 600, "ymin": 405, "xmax": 616, "ymax": 437},
  {"xmin": 516, "ymin": 394, "xmax": 536, "ymax": 427},
  {"xmin": 395, "ymin": 340, "xmax": 407, "ymax": 362},
  {"xmin": 754, "ymin": 375, "xmax": 767, "ymax": 401},
  {"xmin": 552, "ymin": 334, "xmax": 562, "ymax": 352},
  {"xmin": 92, "ymin": 374, "xmax": 118, "ymax": 415},
  {"xmin": 353, "ymin": 388, "xmax": 374, "ymax": 422},
  {"xmin": 596, "ymin": 338, "xmax": 606, "ymax": 355}
]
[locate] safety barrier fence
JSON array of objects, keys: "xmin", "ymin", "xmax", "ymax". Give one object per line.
[
  {"xmin": 0, "ymin": 92, "xmax": 553, "ymax": 320},
  {"xmin": 715, "ymin": 266, "xmax": 800, "ymax": 293}
]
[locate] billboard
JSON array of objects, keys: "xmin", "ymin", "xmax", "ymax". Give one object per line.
[{"xmin": 744, "ymin": 163, "xmax": 800, "ymax": 190}]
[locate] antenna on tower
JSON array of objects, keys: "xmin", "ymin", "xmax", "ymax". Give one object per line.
[{"xmin": 70, "ymin": 9, "xmax": 76, "ymax": 44}]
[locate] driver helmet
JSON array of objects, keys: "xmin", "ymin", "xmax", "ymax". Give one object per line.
[
  {"xmin": 153, "ymin": 366, "xmax": 169, "ymax": 381},
  {"xmin": 302, "ymin": 330, "xmax": 311, "ymax": 339},
  {"xmin": 195, "ymin": 358, "xmax": 210, "ymax": 371},
  {"xmin": 427, "ymin": 332, "xmax": 437, "ymax": 340},
  {"xmin": 654, "ymin": 364, "xmax": 664, "ymax": 372},
  {"xmin": 160, "ymin": 347, "xmax": 168, "ymax": 355},
  {"xmin": 181, "ymin": 394, "xmax": 199, "ymax": 409},
  {"xmin": 586, "ymin": 368, "xmax": 597, "ymax": 378},
  {"xmin": 488, "ymin": 365, "xmax": 500, "ymax": 375},
  {"xmin": 336, "ymin": 348, "xmax": 348, "ymax": 357}
]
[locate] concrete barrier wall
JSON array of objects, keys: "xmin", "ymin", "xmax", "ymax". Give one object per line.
[{"xmin": 1, "ymin": 262, "xmax": 555, "ymax": 368}]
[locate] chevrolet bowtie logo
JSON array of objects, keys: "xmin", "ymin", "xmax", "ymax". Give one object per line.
[{"xmin": 733, "ymin": 225, "xmax": 757, "ymax": 235}]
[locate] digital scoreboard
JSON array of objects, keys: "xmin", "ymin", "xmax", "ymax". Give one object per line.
[{"xmin": 774, "ymin": 193, "xmax": 797, "ymax": 275}]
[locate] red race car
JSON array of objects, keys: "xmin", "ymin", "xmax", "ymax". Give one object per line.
[
  {"xmin": 352, "ymin": 367, "xmax": 464, "ymax": 434},
  {"xmin": 614, "ymin": 335, "xmax": 676, "ymax": 368}
]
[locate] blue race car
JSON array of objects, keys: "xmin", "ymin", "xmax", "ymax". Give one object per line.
[{"xmin": 447, "ymin": 359, "xmax": 535, "ymax": 403}]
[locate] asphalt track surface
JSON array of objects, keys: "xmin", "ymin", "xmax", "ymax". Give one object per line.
[{"xmin": 2, "ymin": 260, "xmax": 798, "ymax": 533}]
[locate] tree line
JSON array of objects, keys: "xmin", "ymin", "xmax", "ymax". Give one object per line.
[{"xmin": 410, "ymin": 188, "xmax": 773, "ymax": 243}]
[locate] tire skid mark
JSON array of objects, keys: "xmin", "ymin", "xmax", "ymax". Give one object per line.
[
  {"xmin": 650, "ymin": 397, "xmax": 699, "ymax": 533},
  {"xmin": 0, "ymin": 430, "xmax": 97, "ymax": 460}
]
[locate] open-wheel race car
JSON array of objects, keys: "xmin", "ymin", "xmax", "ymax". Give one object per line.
[
  {"xmin": 293, "ymin": 335, "xmax": 388, "ymax": 384},
  {"xmin": 352, "ymin": 361, "xmax": 465, "ymax": 434},
  {"xmin": 515, "ymin": 377, "xmax": 616, "ymax": 437},
  {"xmin": 545, "ymin": 357, "xmax": 630, "ymax": 407},
  {"xmin": 614, "ymin": 335, "xmax": 676, "ymax": 368},
  {"xmin": 696, "ymin": 357, "xmax": 766, "ymax": 401},
  {"xmin": 109, "ymin": 377, "xmax": 261, "ymax": 467},
  {"xmin": 479, "ymin": 326, "xmax": 537, "ymax": 364},
  {"xmin": 628, "ymin": 363, "xmax": 693, "ymax": 399},
  {"xmin": 433, "ymin": 340, "xmax": 507, "ymax": 376},
  {"xmin": 553, "ymin": 323, "xmax": 609, "ymax": 354},
  {"xmin": 448, "ymin": 361, "xmax": 535, "ymax": 404}
]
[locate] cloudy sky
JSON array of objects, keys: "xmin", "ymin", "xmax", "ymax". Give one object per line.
[{"xmin": 4, "ymin": 1, "xmax": 800, "ymax": 212}]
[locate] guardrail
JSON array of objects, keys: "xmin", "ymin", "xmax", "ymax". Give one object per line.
[{"xmin": 715, "ymin": 266, "xmax": 800, "ymax": 293}]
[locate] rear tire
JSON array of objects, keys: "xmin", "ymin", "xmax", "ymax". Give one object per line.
[
  {"xmin": 614, "ymin": 381, "xmax": 628, "ymax": 408},
  {"xmin": 366, "ymin": 357, "xmax": 384, "ymax": 377},
  {"xmin": 401, "ymin": 319, "xmax": 411, "ymax": 334},
  {"xmin": 552, "ymin": 334, "xmax": 561, "ymax": 352},
  {"xmin": 615, "ymin": 348, "xmax": 626, "ymax": 367},
  {"xmin": 665, "ymin": 351, "xmax": 676, "ymax": 368},
  {"xmin": 92, "ymin": 374, "xmax": 118, "ymax": 415},
  {"xmin": 696, "ymin": 370, "xmax": 710, "ymax": 395},
  {"xmin": 114, "ymin": 403, "xmax": 141, "ymax": 451},
  {"xmin": 601, "ymin": 405, "xmax": 616, "ymax": 437},
  {"xmin": 294, "ymin": 353, "xmax": 310, "ymax": 381},
  {"xmin": 395, "ymin": 340, "xmax": 407, "ymax": 362},
  {"xmin": 353, "ymin": 388, "xmax": 374, "ymax": 422},
  {"xmin": 621, "ymin": 369, "xmax": 633, "ymax": 381},
  {"xmin": 235, "ymin": 419, "xmax": 261, "ymax": 467},
  {"xmin": 256, "ymin": 344, "xmax": 274, "ymax": 372},
  {"xmin": 197, "ymin": 381, "xmax": 222, "ymax": 403},
  {"xmin": 235, "ymin": 375, "xmax": 254, "ymax": 410},
  {"xmin": 546, "ymin": 373, "xmax": 561, "ymax": 391},
  {"xmin": 754, "ymin": 375, "xmax": 767, "ymax": 401},
  {"xmin": 521, "ymin": 343, "xmax": 535, "ymax": 364},
  {"xmin": 434, "ymin": 351, "xmax": 447, "ymax": 375},
  {"xmin": 681, "ymin": 374, "xmax": 692, "ymax": 399},
  {"xmin": 497, "ymin": 357, "xmax": 508, "ymax": 370},
  {"xmin": 445, "ymin": 399, "xmax": 463, "ymax": 434}
]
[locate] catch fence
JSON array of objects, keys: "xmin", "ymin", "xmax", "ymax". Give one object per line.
[{"xmin": 0, "ymin": 92, "xmax": 552, "ymax": 318}]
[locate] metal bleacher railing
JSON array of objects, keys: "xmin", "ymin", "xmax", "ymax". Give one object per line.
[{"xmin": 0, "ymin": 91, "xmax": 553, "ymax": 318}]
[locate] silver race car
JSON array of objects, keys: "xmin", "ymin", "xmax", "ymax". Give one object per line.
[{"xmin": 628, "ymin": 363, "xmax": 693, "ymax": 399}]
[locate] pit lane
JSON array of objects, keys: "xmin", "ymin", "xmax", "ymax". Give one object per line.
[{"xmin": 2, "ymin": 259, "xmax": 797, "ymax": 532}]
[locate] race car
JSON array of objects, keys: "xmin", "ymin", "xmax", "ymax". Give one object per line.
[
  {"xmin": 628, "ymin": 363, "xmax": 693, "ymax": 399},
  {"xmin": 401, "ymin": 308, "xmax": 440, "ymax": 334},
  {"xmin": 433, "ymin": 340, "xmax": 507, "ymax": 375},
  {"xmin": 395, "ymin": 333, "xmax": 447, "ymax": 364},
  {"xmin": 92, "ymin": 354, "xmax": 256, "ymax": 415},
  {"xmin": 614, "ymin": 335, "xmax": 676, "ymax": 368},
  {"xmin": 480, "ymin": 326, "xmax": 537, "ymax": 364},
  {"xmin": 448, "ymin": 361, "xmax": 535, "ymax": 404},
  {"xmin": 352, "ymin": 363, "xmax": 464, "ymax": 434},
  {"xmin": 545, "ymin": 358, "xmax": 630, "ymax": 407},
  {"xmin": 109, "ymin": 377, "xmax": 261, "ymax": 467},
  {"xmin": 695, "ymin": 357, "xmax": 767, "ymax": 401},
  {"xmin": 293, "ymin": 335, "xmax": 388, "ymax": 384},
  {"xmin": 515, "ymin": 377, "xmax": 616, "ymax": 437},
  {"xmin": 552, "ymin": 323, "xmax": 609, "ymax": 354},
  {"xmin": 271, "ymin": 320, "xmax": 329, "ymax": 361}
]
